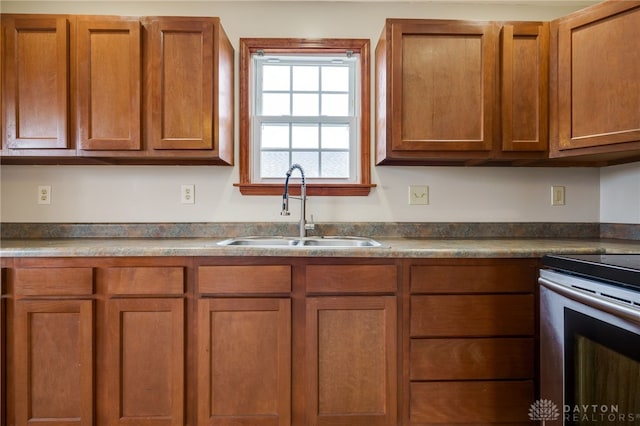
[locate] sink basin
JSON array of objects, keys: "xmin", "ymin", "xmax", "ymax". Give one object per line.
[
  {"xmin": 300, "ymin": 237, "xmax": 381, "ymax": 247},
  {"xmin": 216, "ymin": 236, "xmax": 299, "ymax": 247},
  {"xmin": 217, "ymin": 236, "xmax": 381, "ymax": 248}
]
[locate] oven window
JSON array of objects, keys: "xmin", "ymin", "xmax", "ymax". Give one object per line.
[{"xmin": 565, "ymin": 309, "xmax": 640, "ymax": 424}]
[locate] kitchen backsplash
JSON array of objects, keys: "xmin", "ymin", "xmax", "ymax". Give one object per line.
[{"xmin": 1, "ymin": 222, "xmax": 638, "ymax": 240}]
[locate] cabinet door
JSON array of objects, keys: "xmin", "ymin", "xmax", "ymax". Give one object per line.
[
  {"xmin": 501, "ymin": 22, "xmax": 548, "ymax": 152},
  {"xmin": 14, "ymin": 299, "xmax": 94, "ymax": 426},
  {"xmin": 106, "ymin": 298, "xmax": 184, "ymax": 426},
  {"xmin": 555, "ymin": 2, "xmax": 640, "ymax": 153},
  {"xmin": 76, "ymin": 17, "xmax": 141, "ymax": 151},
  {"xmin": 147, "ymin": 18, "xmax": 216, "ymax": 151},
  {"xmin": 306, "ymin": 296, "xmax": 397, "ymax": 426},
  {"xmin": 2, "ymin": 15, "xmax": 71, "ymax": 151},
  {"xmin": 388, "ymin": 20, "xmax": 497, "ymax": 153},
  {"xmin": 198, "ymin": 298, "xmax": 291, "ymax": 426}
]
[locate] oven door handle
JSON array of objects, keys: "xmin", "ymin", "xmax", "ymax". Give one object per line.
[{"xmin": 539, "ymin": 277, "xmax": 640, "ymax": 325}]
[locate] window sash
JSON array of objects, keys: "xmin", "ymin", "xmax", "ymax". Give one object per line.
[{"xmin": 251, "ymin": 54, "xmax": 360, "ymax": 183}]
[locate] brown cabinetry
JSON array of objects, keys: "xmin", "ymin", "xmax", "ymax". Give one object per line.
[
  {"xmin": 1, "ymin": 14, "xmax": 234, "ymax": 164},
  {"xmin": 1, "ymin": 255, "xmax": 538, "ymax": 426},
  {"xmin": 76, "ymin": 17, "xmax": 142, "ymax": 152},
  {"xmin": 305, "ymin": 264, "xmax": 398, "ymax": 426},
  {"xmin": 101, "ymin": 266, "xmax": 185, "ymax": 425},
  {"xmin": 406, "ymin": 260, "xmax": 538, "ymax": 425},
  {"xmin": 376, "ymin": 19, "xmax": 548, "ymax": 165},
  {"xmin": 1, "ymin": 15, "xmax": 74, "ymax": 156},
  {"xmin": 11, "ymin": 267, "xmax": 95, "ymax": 426},
  {"xmin": 197, "ymin": 264, "xmax": 292, "ymax": 425},
  {"xmin": 550, "ymin": 1, "xmax": 640, "ymax": 163}
]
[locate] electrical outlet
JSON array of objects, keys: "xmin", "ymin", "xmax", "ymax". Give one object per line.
[
  {"xmin": 181, "ymin": 184, "xmax": 195, "ymax": 204},
  {"xmin": 37, "ymin": 185, "xmax": 51, "ymax": 205},
  {"xmin": 551, "ymin": 185, "xmax": 565, "ymax": 206},
  {"xmin": 409, "ymin": 185, "xmax": 429, "ymax": 205}
]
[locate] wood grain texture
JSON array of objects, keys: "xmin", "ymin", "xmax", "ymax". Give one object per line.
[{"xmin": 198, "ymin": 265, "xmax": 291, "ymax": 294}]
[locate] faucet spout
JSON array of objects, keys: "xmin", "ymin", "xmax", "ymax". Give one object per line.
[{"xmin": 281, "ymin": 164, "xmax": 309, "ymax": 240}]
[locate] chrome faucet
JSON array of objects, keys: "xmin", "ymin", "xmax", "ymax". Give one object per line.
[{"xmin": 281, "ymin": 164, "xmax": 313, "ymax": 239}]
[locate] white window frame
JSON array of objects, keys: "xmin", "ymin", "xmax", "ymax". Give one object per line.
[{"xmin": 250, "ymin": 54, "xmax": 361, "ymax": 184}]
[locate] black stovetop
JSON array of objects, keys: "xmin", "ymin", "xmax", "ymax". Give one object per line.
[{"xmin": 542, "ymin": 254, "xmax": 640, "ymax": 291}]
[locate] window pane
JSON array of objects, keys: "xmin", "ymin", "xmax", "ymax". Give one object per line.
[
  {"xmin": 322, "ymin": 66, "xmax": 349, "ymax": 92},
  {"xmin": 263, "ymin": 65, "xmax": 290, "ymax": 91},
  {"xmin": 293, "ymin": 65, "xmax": 319, "ymax": 91},
  {"xmin": 321, "ymin": 124, "xmax": 350, "ymax": 149},
  {"xmin": 291, "ymin": 152, "xmax": 319, "ymax": 177},
  {"xmin": 262, "ymin": 93, "xmax": 290, "ymax": 116},
  {"xmin": 292, "ymin": 124, "xmax": 319, "ymax": 149},
  {"xmin": 322, "ymin": 151, "xmax": 350, "ymax": 178},
  {"xmin": 321, "ymin": 93, "xmax": 349, "ymax": 116},
  {"xmin": 292, "ymin": 93, "xmax": 319, "ymax": 116},
  {"xmin": 261, "ymin": 123, "xmax": 290, "ymax": 149},
  {"xmin": 261, "ymin": 152, "xmax": 291, "ymax": 178}
]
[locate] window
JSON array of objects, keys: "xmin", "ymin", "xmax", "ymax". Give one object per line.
[{"xmin": 238, "ymin": 38, "xmax": 373, "ymax": 196}]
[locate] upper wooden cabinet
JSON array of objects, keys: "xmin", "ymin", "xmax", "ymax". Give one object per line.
[
  {"xmin": 376, "ymin": 19, "xmax": 549, "ymax": 165},
  {"xmin": 1, "ymin": 14, "xmax": 234, "ymax": 164},
  {"xmin": 145, "ymin": 17, "xmax": 233, "ymax": 164},
  {"xmin": 1, "ymin": 15, "xmax": 74, "ymax": 157},
  {"xmin": 549, "ymin": 1, "xmax": 640, "ymax": 164},
  {"xmin": 76, "ymin": 17, "xmax": 142, "ymax": 152}
]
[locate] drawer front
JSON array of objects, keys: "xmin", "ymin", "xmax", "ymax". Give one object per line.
[
  {"xmin": 306, "ymin": 264, "xmax": 397, "ymax": 293},
  {"xmin": 14, "ymin": 268, "xmax": 93, "ymax": 296},
  {"xmin": 104, "ymin": 267, "xmax": 184, "ymax": 295},
  {"xmin": 199, "ymin": 265, "xmax": 291, "ymax": 294},
  {"xmin": 410, "ymin": 337, "xmax": 534, "ymax": 380},
  {"xmin": 410, "ymin": 380, "xmax": 534, "ymax": 424},
  {"xmin": 410, "ymin": 294, "xmax": 534, "ymax": 337},
  {"xmin": 410, "ymin": 264, "xmax": 535, "ymax": 294}
]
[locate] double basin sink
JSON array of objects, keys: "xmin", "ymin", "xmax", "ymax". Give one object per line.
[{"xmin": 217, "ymin": 236, "xmax": 382, "ymax": 248}]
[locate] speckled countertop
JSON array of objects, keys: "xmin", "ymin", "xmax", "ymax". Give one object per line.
[{"xmin": 1, "ymin": 237, "xmax": 639, "ymax": 258}]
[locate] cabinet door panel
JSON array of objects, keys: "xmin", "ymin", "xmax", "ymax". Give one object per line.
[
  {"xmin": 77, "ymin": 18, "xmax": 141, "ymax": 151},
  {"xmin": 501, "ymin": 22, "xmax": 548, "ymax": 152},
  {"xmin": 557, "ymin": 2, "xmax": 640, "ymax": 150},
  {"xmin": 14, "ymin": 299, "xmax": 94, "ymax": 426},
  {"xmin": 3, "ymin": 16, "xmax": 69, "ymax": 149},
  {"xmin": 198, "ymin": 298, "xmax": 291, "ymax": 426},
  {"xmin": 391, "ymin": 22, "xmax": 496, "ymax": 152},
  {"xmin": 148, "ymin": 19, "xmax": 214, "ymax": 150},
  {"xmin": 306, "ymin": 296, "xmax": 396, "ymax": 426},
  {"xmin": 106, "ymin": 298, "xmax": 184, "ymax": 425}
]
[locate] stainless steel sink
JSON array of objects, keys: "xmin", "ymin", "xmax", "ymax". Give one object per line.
[
  {"xmin": 217, "ymin": 236, "xmax": 381, "ymax": 248},
  {"xmin": 216, "ymin": 236, "xmax": 299, "ymax": 247},
  {"xmin": 300, "ymin": 236, "xmax": 381, "ymax": 247}
]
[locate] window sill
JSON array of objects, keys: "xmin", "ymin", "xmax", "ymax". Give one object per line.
[{"xmin": 235, "ymin": 183, "xmax": 375, "ymax": 196}]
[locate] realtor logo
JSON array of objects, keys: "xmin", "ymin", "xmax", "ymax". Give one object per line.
[{"xmin": 529, "ymin": 399, "xmax": 561, "ymax": 425}]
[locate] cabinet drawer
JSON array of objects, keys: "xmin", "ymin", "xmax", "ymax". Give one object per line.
[
  {"xmin": 306, "ymin": 264, "xmax": 397, "ymax": 293},
  {"xmin": 410, "ymin": 380, "xmax": 534, "ymax": 423},
  {"xmin": 104, "ymin": 267, "xmax": 184, "ymax": 295},
  {"xmin": 14, "ymin": 268, "xmax": 93, "ymax": 296},
  {"xmin": 410, "ymin": 337, "xmax": 534, "ymax": 380},
  {"xmin": 410, "ymin": 265, "xmax": 535, "ymax": 293},
  {"xmin": 410, "ymin": 294, "xmax": 534, "ymax": 337},
  {"xmin": 199, "ymin": 265, "xmax": 291, "ymax": 294}
]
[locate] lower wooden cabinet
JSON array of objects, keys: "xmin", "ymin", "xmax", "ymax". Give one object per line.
[
  {"xmin": 407, "ymin": 259, "xmax": 538, "ymax": 425},
  {"xmin": 14, "ymin": 299, "xmax": 94, "ymax": 425},
  {"xmin": 1, "ymin": 256, "xmax": 538, "ymax": 426},
  {"xmin": 306, "ymin": 296, "xmax": 397, "ymax": 426},
  {"xmin": 197, "ymin": 298, "xmax": 291, "ymax": 426}
]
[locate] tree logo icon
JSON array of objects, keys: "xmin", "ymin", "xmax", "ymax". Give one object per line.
[{"xmin": 529, "ymin": 399, "xmax": 560, "ymax": 425}]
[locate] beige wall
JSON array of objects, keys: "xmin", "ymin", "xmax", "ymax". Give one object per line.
[{"xmin": 1, "ymin": 1, "xmax": 636, "ymax": 224}]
